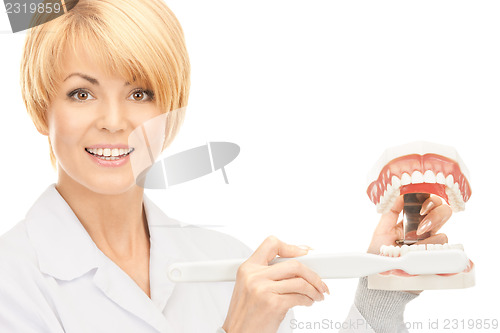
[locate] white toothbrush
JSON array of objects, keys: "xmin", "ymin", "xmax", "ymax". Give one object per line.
[{"xmin": 167, "ymin": 249, "xmax": 469, "ymax": 282}]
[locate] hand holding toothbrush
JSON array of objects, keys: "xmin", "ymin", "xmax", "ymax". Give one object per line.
[{"xmin": 222, "ymin": 236, "xmax": 329, "ymax": 333}]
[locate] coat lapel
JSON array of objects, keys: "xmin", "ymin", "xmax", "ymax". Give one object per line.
[
  {"xmin": 90, "ymin": 194, "xmax": 185, "ymax": 332},
  {"xmin": 92, "ymin": 252, "xmax": 171, "ymax": 332},
  {"xmin": 143, "ymin": 195, "xmax": 182, "ymax": 313}
]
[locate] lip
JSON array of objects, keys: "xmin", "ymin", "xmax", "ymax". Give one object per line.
[{"xmin": 85, "ymin": 145, "xmax": 133, "ymax": 168}]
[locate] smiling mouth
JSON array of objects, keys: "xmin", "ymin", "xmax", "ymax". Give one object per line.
[{"xmin": 85, "ymin": 147, "xmax": 135, "ymax": 160}]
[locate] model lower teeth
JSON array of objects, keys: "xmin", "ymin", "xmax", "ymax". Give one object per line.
[{"xmin": 380, "ymin": 243, "xmax": 465, "ymax": 257}]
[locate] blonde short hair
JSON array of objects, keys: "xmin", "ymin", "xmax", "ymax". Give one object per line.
[{"xmin": 20, "ymin": 0, "xmax": 190, "ymax": 168}]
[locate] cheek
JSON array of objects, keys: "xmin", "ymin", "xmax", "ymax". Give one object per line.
[
  {"xmin": 48, "ymin": 107, "xmax": 88, "ymax": 154},
  {"xmin": 128, "ymin": 111, "xmax": 167, "ymax": 178}
]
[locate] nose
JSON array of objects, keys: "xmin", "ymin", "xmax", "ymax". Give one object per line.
[{"xmin": 96, "ymin": 100, "xmax": 128, "ymax": 133}]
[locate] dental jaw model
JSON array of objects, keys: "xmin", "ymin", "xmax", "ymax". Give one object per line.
[
  {"xmin": 163, "ymin": 141, "xmax": 474, "ymax": 289},
  {"xmin": 366, "ymin": 141, "xmax": 475, "ymax": 290}
]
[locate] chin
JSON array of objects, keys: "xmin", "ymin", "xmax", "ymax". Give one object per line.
[
  {"xmin": 84, "ymin": 175, "xmax": 139, "ymax": 196},
  {"xmin": 58, "ymin": 161, "xmax": 141, "ymax": 196}
]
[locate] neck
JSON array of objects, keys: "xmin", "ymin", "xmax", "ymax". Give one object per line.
[{"xmin": 55, "ymin": 171, "xmax": 149, "ymax": 260}]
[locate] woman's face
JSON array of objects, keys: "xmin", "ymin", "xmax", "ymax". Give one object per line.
[{"xmin": 46, "ymin": 46, "xmax": 163, "ymax": 195}]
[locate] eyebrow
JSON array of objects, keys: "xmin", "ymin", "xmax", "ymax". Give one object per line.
[{"xmin": 63, "ymin": 73, "xmax": 131, "ymax": 86}]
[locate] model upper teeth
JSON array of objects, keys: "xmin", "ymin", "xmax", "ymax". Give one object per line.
[
  {"xmin": 436, "ymin": 172, "xmax": 446, "ymax": 184},
  {"xmin": 411, "ymin": 171, "xmax": 424, "ymax": 184},
  {"xmin": 423, "ymin": 170, "xmax": 436, "ymax": 183},
  {"xmin": 380, "ymin": 243, "xmax": 464, "ymax": 257},
  {"xmin": 401, "ymin": 173, "xmax": 411, "ymax": 185},
  {"xmin": 85, "ymin": 147, "xmax": 134, "ymax": 160},
  {"xmin": 375, "ymin": 170, "xmax": 467, "ymax": 214}
]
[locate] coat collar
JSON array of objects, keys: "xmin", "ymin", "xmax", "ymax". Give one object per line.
[
  {"xmin": 25, "ymin": 184, "xmax": 101, "ymax": 281},
  {"xmin": 24, "ymin": 184, "xmax": 189, "ymax": 332},
  {"xmin": 24, "ymin": 184, "xmax": 186, "ymax": 280}
]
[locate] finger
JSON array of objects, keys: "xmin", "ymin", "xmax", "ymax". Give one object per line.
[
  {"xmin": 395, "ymin": 220, "xmax": 404, "ymax": 241},
  {"xmin": 249, "ymin": 236, "xmax": 311, "ymax": 265},
  {"xmin": 420, "ymin": 195, "xmax": 444, "ymax": 215},
  {"xmin": 374, "ymin": 195, "xmax": 404, "ymax": 233},
  {"xmin": 265, "ymin": 259, "xmax": 327, "ymax": 295},
  {"xmin": 367, "ymin": 218, "xmax": 404, "ymax": 254},
  {"xmin": 415, "ymin": 233, "xmax": 448, "ymax": 245},
  {"xmin": 280, "ymin": 293, "xmax": 316, "ymax": 309},
  {"xmin": 271, "ymin": 277, "xmax": 325, "ymax": 302},
  {"xmin": 416, "ymin": 204, "xmax": 452, "ymax": 235}
]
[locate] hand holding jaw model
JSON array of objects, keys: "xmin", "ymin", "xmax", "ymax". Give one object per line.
[{"xmin": 366, "ymin": 141, "xmax": 475, "ymax": 290}]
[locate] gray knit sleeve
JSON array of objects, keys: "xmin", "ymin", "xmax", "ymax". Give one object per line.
[{"xmin": 353, "ymin": 277, "xmax": 419, "ymax": 333}]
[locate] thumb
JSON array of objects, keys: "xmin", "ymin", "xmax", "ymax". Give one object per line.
[{"xmin": 375, "ymin": 195, "xmax": 404, "ymax": 233}]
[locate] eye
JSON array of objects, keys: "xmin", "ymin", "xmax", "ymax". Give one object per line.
[
  {"xmin": 68, "ymin": 89, "xmax": 95, "ymax": 103},
  {"xmin": 66, "ymin": 88, "xmax": 155, "ymax": 103},
  {"xmin": 129, "ymin": 89, "xmax": 155, "ymax": 102}
]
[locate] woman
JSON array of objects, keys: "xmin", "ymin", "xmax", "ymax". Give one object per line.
[{"xmin": 0, "ymin": 1, "xmax": 451, "ymax": 332}]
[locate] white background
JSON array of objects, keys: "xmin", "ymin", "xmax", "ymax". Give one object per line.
[{"xmin": 1, "ymin": 1, "xmax": 499, "ymax": 332}]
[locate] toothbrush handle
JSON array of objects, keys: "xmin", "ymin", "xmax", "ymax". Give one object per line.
[
  {"xmin": 271, "ymin": 253, "xmax": 394, "ymax": 279},
  {"xmin": 168, "ymin": 258, "xmax": 244, "ymax": 282},
  {"xmin": 167, "ymin": 253, "xmax": 394, "ymax": 282}
]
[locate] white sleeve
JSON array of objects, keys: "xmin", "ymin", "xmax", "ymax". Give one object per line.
[
  {"xmin": 216, "ymin": 309, "xmax": 294, "ymax": 333},
  {"xmin": 0, "ymin": 278, "xmax": 64, "ymax": 333},
  {"xmin": 0, "ymin": 256, "xmax": 64, "ymax": 333}
]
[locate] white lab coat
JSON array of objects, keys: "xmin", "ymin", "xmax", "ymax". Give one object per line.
[{"xmin": 0, "ymin": 185, "xmax": 294, "ymax": 333}]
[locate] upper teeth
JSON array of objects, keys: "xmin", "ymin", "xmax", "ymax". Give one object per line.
[
  {"xmin": 375, "ymin": 170, "xmax": 466, "ymax": 214},
  {"xmin": 411, "ymin": 171, "xmax": 424, "ymax": 184},
  {"xmin": 86, "ymin": 148, "xmax": 133, "ymax": 157},
  {"xmin": 436, "ymin": 172, "xmax": 446, "ymax": 184},
  {"xmin": 423, "ymin": 170, "xmax": 436, "ymax": 183}
]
